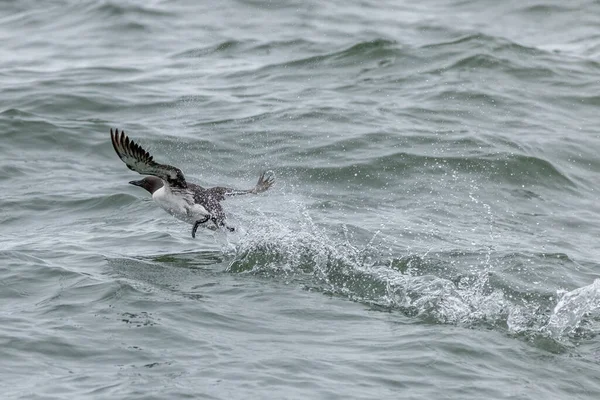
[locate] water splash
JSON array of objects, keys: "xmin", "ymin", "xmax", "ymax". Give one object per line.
[
  {"xmin": 545, "ymin": 279, "xmax": 600, "ymax": 337},
  {"xmin": 220, "ymin": 198, "xmax": 600, "ymax": 349},
  {"xmin": 227, "ymin": 200, "xmax": 507, "ymax": 324}
]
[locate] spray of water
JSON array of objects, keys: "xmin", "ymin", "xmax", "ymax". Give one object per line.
[{"xmin": 218, "ymin": 196, "xmax": 600, "ymax": 349}]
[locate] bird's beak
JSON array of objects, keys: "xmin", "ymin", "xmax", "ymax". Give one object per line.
[{"xmin": 129, "ymin": 180, "xmax": 143, "ymax": 187}]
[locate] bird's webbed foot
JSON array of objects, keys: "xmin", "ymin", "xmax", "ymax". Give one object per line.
[
  {"xmin": 252, "ymin": 171, "xmax": 275, "ymax": 194},
  {"xmin": 191, "ymin": 215, "xmax": 210, "ymax": 238},
  {"xmin": 210, "ymin": 217, "xmax": 235, "ymax": 232}
]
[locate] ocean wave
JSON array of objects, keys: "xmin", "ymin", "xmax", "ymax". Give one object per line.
[
  {"xmin": 0, "ymin": 109, "xmax": 65, "ymax": 146},
  {"xmin": 173, "ymin": 38, "xmax": 319, "ymax": 59},
  {"xmin": 516, "ymin": 4, "xmax": 576, "ymax": 15},
  {"xmin": 277, "ymin": 151, "xmax": 575, "ymax": 188},
  {"xmin": 173, "ymin": 40, "xmax": 246, "ymax": 59},
  {"xmin": 203, "ymin": 201, "xmax": 597, "ymax": 350},
  {"xmin": 89, "ymin": 1, "xmax": 175, "ymax": 18},
  {"xmin": 421, "ymin": 33, "xmax": 545, "ymax": 57},
  {"xmin": 253, "ymin": 39, "xmax": 400, "ymax": 72}
]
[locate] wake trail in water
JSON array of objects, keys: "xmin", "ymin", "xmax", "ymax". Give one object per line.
[{"xmin": 224, "ymin": 197, "xmax": 600, "ymax": 350}]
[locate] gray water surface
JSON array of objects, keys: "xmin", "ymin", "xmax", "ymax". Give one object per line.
[{"xmin": 2, "ymin": 1, "xmax": 600, "ymax": 399}]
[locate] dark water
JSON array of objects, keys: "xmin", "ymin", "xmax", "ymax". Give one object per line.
[{"xmin": 2, "ymin": 0, "xmax": 600, "ymax": 398}]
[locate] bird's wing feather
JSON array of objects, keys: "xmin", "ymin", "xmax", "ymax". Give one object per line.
[{"xmin": 110, "ymin": 128, "xmax": 187, "ymax": 188}]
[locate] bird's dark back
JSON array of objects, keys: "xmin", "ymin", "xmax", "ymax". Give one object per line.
[{"xmin": 188, "ymin": 183, "xmax": 226, "ymax": 219}]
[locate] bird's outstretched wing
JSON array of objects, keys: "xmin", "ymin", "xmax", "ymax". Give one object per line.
[
  {"xmin": 205, "ymin": 171, "xmax": 275, "ymax": 200},
  {"xmin": 110, "ymin": 128, "xmax": 187, "ymax": 188}
]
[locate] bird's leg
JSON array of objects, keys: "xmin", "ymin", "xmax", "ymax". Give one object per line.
[
  {"xmin": 211, "ymin": 217, "xmax": 235, "ymax": 232},
  {"xmin": 192, "ymin": 215, "xmax": 210, "ymax": 238}
]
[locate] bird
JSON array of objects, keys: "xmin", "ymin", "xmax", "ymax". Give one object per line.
[{"xmin": 110, "ymin": 128, "xmax": 274, "ymax": 238}]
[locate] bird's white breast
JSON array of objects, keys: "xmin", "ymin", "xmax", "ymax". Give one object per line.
[{"xmin": 152, "ymin": 186, "xmax": 208, "ymax": 224}]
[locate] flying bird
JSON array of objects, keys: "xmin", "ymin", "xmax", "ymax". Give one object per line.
[{"xmin": 110, "ymin": 128, "xmax": 274, "ymax": 237}]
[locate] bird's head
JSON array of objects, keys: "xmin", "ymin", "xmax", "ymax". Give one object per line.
[{"xmin": 129, "ymin": 176, "xmax": 163, "ymax": 194}]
